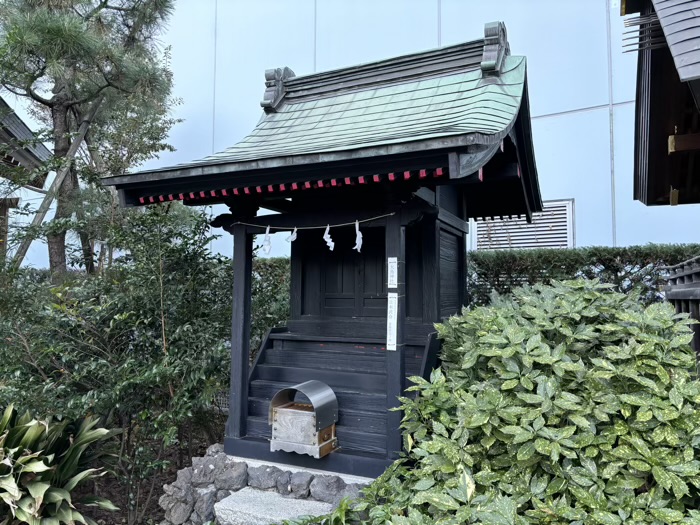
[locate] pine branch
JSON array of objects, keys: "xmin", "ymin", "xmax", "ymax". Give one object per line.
[{"xmin": 82, "ymin": 0, "xmax": 109, "ymax": 19}]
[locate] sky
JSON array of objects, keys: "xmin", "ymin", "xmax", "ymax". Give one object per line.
[{"xmin": 9, "ymin": 0, "xmax": 700, "ymax": 267}]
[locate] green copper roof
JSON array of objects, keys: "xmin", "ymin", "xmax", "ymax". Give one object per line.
[
  {"xmin": 105, "ymin": 24, "xmax": 531, "ymax": 185},
  {"xmin": 200, "ymin": 56, "xmax": 526, "ymax": 165},
  {"xmin": 103, "ymin": 21, "xmax": 542, "ymax": 220}
]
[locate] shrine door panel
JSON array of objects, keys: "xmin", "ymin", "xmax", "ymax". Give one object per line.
[{"xmin": 300, "ymin": 227, "xmax": 386, "ymax": 318}]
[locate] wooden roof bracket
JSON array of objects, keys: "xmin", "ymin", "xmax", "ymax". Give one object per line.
[
  {"xmin": 480, "ymin": 21, "xmax": 510, "ymax": 77},
  {"xmin": 668, "ymin": 133, "xmax": 700, "ymax": 154},
  {"xmin": 261, "ymin": 67, "xmax": 296, "ymax": 113},
  {"xmin": 448, "ymin": 142, "xmax": 502, "ymax": 181}
]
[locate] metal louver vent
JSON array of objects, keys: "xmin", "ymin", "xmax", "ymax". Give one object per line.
[{"xmin": 474, "ymin": 199, "xmax": 575, "ymax": 251}]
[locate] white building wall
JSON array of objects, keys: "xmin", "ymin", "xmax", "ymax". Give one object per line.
[{"xmin": 12, "ymin": 0, "xmax": 700, "ymax": 266}]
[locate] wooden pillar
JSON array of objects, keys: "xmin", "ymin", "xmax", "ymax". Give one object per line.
[
  {"xmin": 0, "ymin": 198, "xmax": 18, "ymax": 261},
  {"xmin": 289, "ymin": 238, "xmax": 303, "ymax": 319},
  {"xmin": 385, "ymin": 212, "xmax": 406, "ymax": 459},
  {"xmin": 226, "ymin": 224, "xmax": 253, "ymax": 439}
]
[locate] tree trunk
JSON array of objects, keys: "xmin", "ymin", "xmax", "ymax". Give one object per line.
[
  {"xmin": 12, "ymin": 95, "xmax": 105, "ymax": 271},
  {"xmin": 72, "ymin": 168, "xmax": 95, "ymax": 274},
  {"xmin": 0, "ymin": 200, "xmax": 9, "ymax": 262},
  {"xmin": 83, "ymin": 128, "xmax": 119, "ymax": 272},
  {"xmin": 47, "ymin": 103, "xmax": 73, "ymax": 277}
]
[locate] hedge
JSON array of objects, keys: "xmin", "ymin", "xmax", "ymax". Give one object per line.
[{"xmin": 467, "ymin": 244, "xmax": 700, "ymax": 306}]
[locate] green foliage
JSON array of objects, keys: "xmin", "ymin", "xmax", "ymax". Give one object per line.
[
  {"xmin": 0, "ymin": 203, "xmax": 292, "ymax": 523},
  {"xmin": 0, "ymin": 0, "xmax": 174, "ymax": 105},
  {"xmin": 1, "ymin": 205, "xmax": 232, "ymax": 523},
  {"xmin": 0, "ymin": 0, "xmax": 178, "ymax": 273},
  {"xmin": 467, "ymin": 245, "xmax": 700, "ymax": 306},
  {"xmin": 251, "ymin": 256, "xmax": 290, "ymax": 355},
  {"xmin": 0, "ymin": 405, "xmax": 116, "ymax": 525},
  {"xmin": 296, "ymin": 279, "xmax": 700, "ymax": 524}
]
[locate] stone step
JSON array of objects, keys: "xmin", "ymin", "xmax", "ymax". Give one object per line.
[{"xmin": 214, "ymin": 487, "xmax": 333, "ymax": 525}]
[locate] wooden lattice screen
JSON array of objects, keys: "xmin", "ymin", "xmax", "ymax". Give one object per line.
[{"xmin": 666, "ymin": 257, "xmax": 700, "ymax": 354}]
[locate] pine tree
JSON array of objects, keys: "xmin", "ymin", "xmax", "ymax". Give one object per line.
[{"xmin": 0, "ymin": 0, "xmax": 174, "ymax": 274}]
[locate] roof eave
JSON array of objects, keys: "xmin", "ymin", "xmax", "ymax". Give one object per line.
[
  {"xmin": 0, "ymin": 97, "xmax": 52, "ymax": 188},
  {"xmin": 104, "ymin": 131, "xmax": 508, "ymax": 188}
]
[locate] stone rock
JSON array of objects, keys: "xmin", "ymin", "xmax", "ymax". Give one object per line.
[
  {"xmin": 163, "ymin": 481, "xmax": 194, "ymax": 508},
  {"xmin": 289, "ymin": 471, "xmax": 314, "ymax": 499},
  {"xmin": 165, "ymin": 499, "xmax": 194, "ymax": 525},
  {"xmin": 216, "ymin": 490, "xmax": 231, "ymax": 502},
  {"xmin": 276, "ymin": 471, "xmax": 292, "ymax": 496},
  {"xmin": 206, "ymin": 443, "xmax": 224, "ymax": 456},
  {"xmin": 333, "ymin": 483, "xmax": 365, "ymax": 507},
  {"xmin": 191, "ymin": 457, "xmax": 219, "ymax": 487},
  {"xmin": 214, "ymin": 461, "xmax": 247, "ymax": 491},
  {"xmin": 247, "ymin": 465, "xmax": 283, "ymax": 490},
  {"xmin": 310, "ymin": 475, "xmax": 346, "ymax": 504},
  {"xmin": 173, "ymin": 467, "xmax": 193, "ymax": 490},
  {"xmin": 194, "ymin": 487, "xmax": 217, "ymax": 524},
  {"xmin": 158, "ymin": 493, "xmax": 173, "ymax": 511}
]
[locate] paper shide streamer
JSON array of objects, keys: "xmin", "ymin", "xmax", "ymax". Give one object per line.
[
  {"xmin": 286, "ymin": 227, "xmax": 297, "ymax": 243},
  {"xmin": 262, "ymin": 225, "xmax": 272, "ymax": 254},
  {"xmin": 323, "ymin": 225, "xmax": 335, "ymax": 251},
  {"xmin": 353, "ymin": 220, "xmax": 363, "ymax": 253}
]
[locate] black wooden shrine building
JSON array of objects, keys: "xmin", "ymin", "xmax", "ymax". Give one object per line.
[
  {"xmin": 622, "ymin": 0, "xmax": 700, "ymax": 205},
  {"xmin": 105, "ymin": 22, "xmax": 542, "ymax": 477}
]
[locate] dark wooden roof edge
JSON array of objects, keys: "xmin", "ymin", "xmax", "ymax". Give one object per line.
[
  {"xmin": 0, "ymin": 197, "xmax": 20, "ymax": 208},
  {"xmin": 652, "ymin": 0, "xmax": 700, "ymax": 83},
  {"xmin": 104, "ymin": 131, "xmax": 509, "ymax": 188},
  {"xmin": 621, "ymin": 0, "xmax": 647, "ymax": 15},
  {"xmin": 0, "ymin": 96, "xmax": 52, "ymax": 189},
  {"xmin": 0, "ymin": 97, "xmax": 51, "ymax": 164},
  {"xmin": 625, "ymin": 0, "xmax": 700, "ymax": 84},
  {"xmin": 513, "ymin": 79, "xmax": 543, "ymax": 214}
]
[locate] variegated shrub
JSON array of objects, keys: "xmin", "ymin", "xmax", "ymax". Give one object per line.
[
  {"xmin": 351, "ymin": 280, "xmax": 700, "ymax": 525},
  {"xmin": 0, "ymin": 406, "xmax": 117, "ymax": 525}
]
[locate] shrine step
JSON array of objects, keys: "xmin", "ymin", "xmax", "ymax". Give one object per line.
[
  {"xmin": 248, "ymin": 396, "xmax": 387, "ymax": 433},
  {"xmin": 249, "ymin": 380, "xmax": 387, "ymax": 414},
  {"xmin": 215, "ymin": 487, "xmax": 333, "ymax": 525},
  {"xmin": 268, "ymin": 334, "xmax": 425, "ymax": 381},
  {"xmin": 270, "ymin": 338, "xmax": 388, "ymax": 354},
  {"xmin": 254, "ymin": 365, "xmax": 386, "ymax": 393},
  {"xmin": 246, "ymin": 416, "xmax": 387, "ymax": 456},
  {"xmin": 265, "ymin": 343, "xmax": 386, "ymax": 373}
]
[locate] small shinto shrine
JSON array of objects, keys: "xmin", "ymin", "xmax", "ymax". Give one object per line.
[{"xmin": 105, "ymin": 22, "xmax": 542, "ymax": 477}]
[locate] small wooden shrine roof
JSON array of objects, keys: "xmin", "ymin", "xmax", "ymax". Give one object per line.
[
  {"xmin": 653, "ymin": 0, "xmax": 700, "ymax": 83},
  {"xmin": 105, "ymin": 22, "xmax": 541, "ymax": 218},
  {"xmin": 0, "ymin": 97, "xmax": 51, "ymax": 188},
  {"xmin": 184, "ymin": 57, "xmax": 524, "ymax": 168}
]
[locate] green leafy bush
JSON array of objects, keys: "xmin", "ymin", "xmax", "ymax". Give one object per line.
[
  {"xmin": 251, "ymin": 256, "xmax": 291, "ymax": 356},
  {"xmin": 0, "ymin": 405, "xmax": 116, "ymax": 524},
  {"xmin": 467, "ymin": 244, "xmax": 700, "ymax": 306},
  {"xmin": 0, "ymin": 205, "xmax": 233, "ymax": 523},
  {"xmin": 0, "ymin": 205, "xmax": 292, "ymax": 523},
  {"xmin": 303, "ymin": 280, "xmax": 700, "ymax": 524}
]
